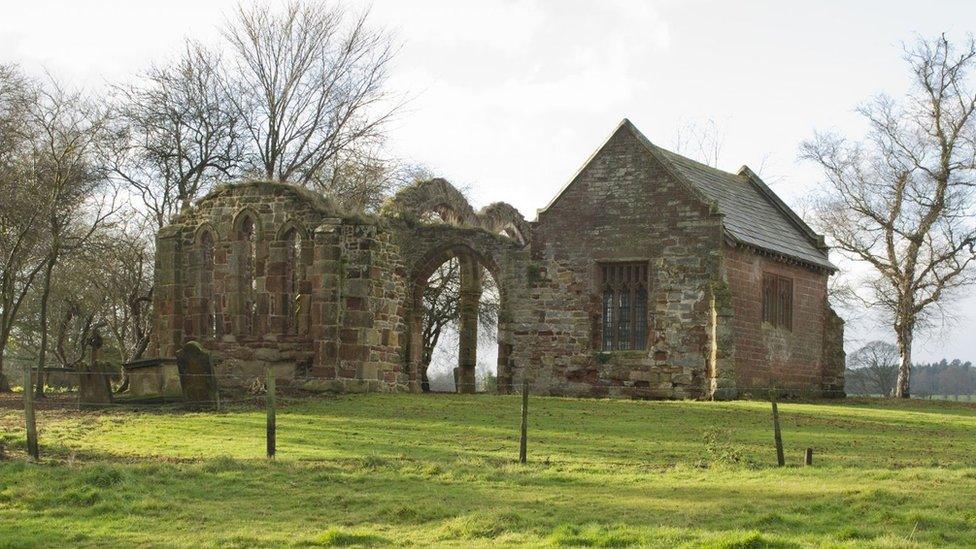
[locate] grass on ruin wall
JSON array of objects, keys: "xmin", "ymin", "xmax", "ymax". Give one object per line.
[{"xmin": 1, "ymin": 394, "xmax": 975, "ymax": 547}]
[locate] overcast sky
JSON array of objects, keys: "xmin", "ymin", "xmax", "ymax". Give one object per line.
[{"xmin": 3, "ymin": 0, "xmax": 975, "ymax": 363}]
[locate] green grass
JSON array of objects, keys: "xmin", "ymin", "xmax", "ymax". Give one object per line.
[{"xmin": 1, "ymin": 394, "xmax": 975, "ymax": 547}]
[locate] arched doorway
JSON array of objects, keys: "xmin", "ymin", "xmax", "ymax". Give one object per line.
[{"xmin": 408, "ymin": 244, "xmax": 507, "ymax": 394}]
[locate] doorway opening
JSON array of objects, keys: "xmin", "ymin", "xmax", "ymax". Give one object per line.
[{"xmin": 416, "ymin": 251, "xmax": 500, "ymax": 393}]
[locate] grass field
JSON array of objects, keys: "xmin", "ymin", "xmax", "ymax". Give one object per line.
[{"xmin": 1, "ymin": 394, "xmax": 975, "ymax": 547}]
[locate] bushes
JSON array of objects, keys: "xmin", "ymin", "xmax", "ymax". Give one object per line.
[{"xmin": 700, "ymin": 429, "xmax": 758, "ymax": 468}]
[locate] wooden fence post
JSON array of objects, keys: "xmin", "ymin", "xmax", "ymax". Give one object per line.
[
  {"xmin": 771, "ymin": 392, "xmax": 785, "ymax": 467},
  {"xmin": 24, "ymin": 368, "xmax": 39, "ymax": 461},
  {"xmin": 518, "ymin": 376, "xmax": 529, "ymax": 464},
  {"xmin": 266, "ymin": 369, "xmax": 276, "ymax": 459},
  {"xmin": 804, "ymin": 447, "xmax": 813, "ymax": 466}
]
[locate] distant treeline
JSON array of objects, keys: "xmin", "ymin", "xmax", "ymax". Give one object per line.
[
  {"xmin": 907, "ymin": 360, "xmax": 976, "ymax": 398},
  {"xmin": 847, "ymin": 356, "xmax": 975, "ymax": 398}
]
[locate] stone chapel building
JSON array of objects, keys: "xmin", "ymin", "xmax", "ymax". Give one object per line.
[{"xmin": 152, "ymin": 119, "xmax": 845, "ymax": 399}]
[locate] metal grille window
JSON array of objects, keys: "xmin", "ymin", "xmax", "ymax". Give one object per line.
[
  {"xmin": 602, "ymin": 288, "xmax": 614, "ymax": 350},
  {"xmin": 762, "ymin": 273, "xmax": 793, "ymax": 330},
  {"xmin": 600, "ymin": 262, "xmax": 648, "ymax": 350}
]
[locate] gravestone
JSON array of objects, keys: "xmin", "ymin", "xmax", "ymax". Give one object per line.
[
  {"xmin": 78, "ymin": 362, "xmax": 114, "ymax": 408},
  {"xmin": 176, "ymin": 341, "xmax": 218, "ymax": 408},
  {"xmin": 78, "ymin": 331, "xmax": 113, "ymax": 408}
]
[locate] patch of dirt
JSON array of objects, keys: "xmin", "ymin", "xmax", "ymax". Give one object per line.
[{"xmin": 0, "ymin": 391, "xmax": 79, "ymax": 411}]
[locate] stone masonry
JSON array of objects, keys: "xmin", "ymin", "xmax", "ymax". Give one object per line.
[{"xmin": 151, "ymin": 119, "xmax": 845, "ymax": 398}]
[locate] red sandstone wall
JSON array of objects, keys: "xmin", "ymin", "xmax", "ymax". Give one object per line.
[
  {"xmin": 521, "ymin": 125, "xmax": 724, "ymax": 398},
  {"xmin": 724, "ymin": 244, "xmax": 829, "ymax": 393},
  {"xmin": 155, "ymin": 182, "xmax": 408, "ymax": 392}
]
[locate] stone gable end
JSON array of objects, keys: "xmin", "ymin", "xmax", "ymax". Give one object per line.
[{"xmin": 522, "ymin": 124, "xmax": 725, "ymax": 397}]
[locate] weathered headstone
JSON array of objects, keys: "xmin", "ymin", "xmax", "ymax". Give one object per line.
[
  {"xmin": 176, "ymin": 341, "xmax": 218, "ymax": 408},
  {"xmin": 78, "ymin": 362, "xmax": 114, "ymax": 408},
  {"xmin": 78, "ymin": 331, "xmax": 113, "ymax": 408}
]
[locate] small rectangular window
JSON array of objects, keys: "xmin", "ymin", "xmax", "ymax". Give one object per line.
[
  {"xmin": 762, "ymin": 273, "xmax": 792, "ymax": 330},
  {"xmin": 600, "ymin": 262, "xmax": 648, "ymax": 350}
]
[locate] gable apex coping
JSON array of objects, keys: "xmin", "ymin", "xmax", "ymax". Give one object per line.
[{"xmin": 535, "ymin": 118, "xmax": 721, "ymax": 220}]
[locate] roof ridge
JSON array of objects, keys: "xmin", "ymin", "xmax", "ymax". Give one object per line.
[
  {"xmin": 624, "ymin": 120, "xmax": 835, "ymax": 272},
  {"xmin": 651, "ymin": 142, "xmax": 742, "ymax": 179},
  {"xmin": 536, "ymin": 118, "xmax": 720, "ymax": 219},
  {"xmin": 536, "ymin": 118, "xmax": 835, "ymax": 272}
]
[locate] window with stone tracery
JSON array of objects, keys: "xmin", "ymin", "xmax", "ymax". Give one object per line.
[
  {"xmin": 239, "ymin": 215, "xmax": 257, "ymax": 336},
  {"xmin": 281, "ymin": 227, "xmax": 303, "ymax": 334},
  {"xmin": 199, "ymin": 230, "xmax": 216, "ymax": 337}
]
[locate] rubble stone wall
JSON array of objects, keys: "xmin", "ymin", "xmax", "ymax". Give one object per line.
[
  {"xmin": 153, "ymin": 182, "xmax": 411, "ymax": 391},
  {"xmin": 518, "ymin": 126, "xmax": 725, "ymax": 398}
]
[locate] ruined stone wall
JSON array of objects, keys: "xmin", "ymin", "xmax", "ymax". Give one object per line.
[
  {"xmin": 821, "ymin": 306, "xmax": 846, "ymax": 397},
  {"xmin": 151, "ymin": 167, "xmax": 843, "ymax": 399},
  {"xmin": 386, "ymin": 221, "xmax": 529, "ymax": 392},
  {"xmin": 305, "ymin": 220, "xmax": 408, "ymax": 392},
  {"xmin": 155, "ymin": 183, "xmax": 327, "ymax": 384},
  {"xmin": 153, "ymin": 182, "xmax": 408, "ymax": 391},
  {"xmin": 723, "ymin": 244, "xmax": 832, "ymax": 395},
  {"xmin": 519, "ymin": 126, "xmax": 725, "ymax": 398}
]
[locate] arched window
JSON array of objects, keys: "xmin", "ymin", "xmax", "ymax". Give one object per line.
[
  {"xmin": 239, "ymin": 215, "xmax": 257, "ymax": 336},
  {"xmin": 281, "ymin": 227, "xmax": 303, "ymax": 334},
  {"xmin": 199, "ymin": 230, "xmax": 216, "ymax": 338}
]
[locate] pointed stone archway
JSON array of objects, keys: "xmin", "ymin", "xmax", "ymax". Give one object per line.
[{"xmin": 405, "ymin": 241, "xmax": 510, "ymax": 394}]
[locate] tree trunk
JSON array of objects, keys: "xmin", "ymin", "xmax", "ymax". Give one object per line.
[
  {"xmin": 895, "ymin": 324, "xmax": 913, "ymax": 398},
  {"xmin": 419, "ymin": 361, "xmax": 430, "ymax": 393},
  {"xmin": 0, "ymin": 324, "xmax": 11, "ymax": 392},
  {"xmin": 0, "ymin": 355, "xmax": 8, "ymax": 393},
  {"xmin": 116, "ymin": 333, "xmax": 150, "ymax": 394},
  {"xmin": 34, "ymin": 253, "xmax": 57, "ymax": 399}
]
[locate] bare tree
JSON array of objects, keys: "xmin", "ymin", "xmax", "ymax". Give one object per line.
[
  {"xmin": 419, "ymin": 258, "xmax": 499, "ymax": 392},
  {"xmin": 110, "ymin": 42, "xmax": 242, "ymax": 229},
  {"xmin": 0, "ymin": 64, "xmax": 47, "ymax": 391},
  {"xmin": 847, "ymin": 341, "xmax": 900, "ymax": 396},
  {"xmin": 27, "ymin": 79, "xmax": 117, "ymax": 397},
  {"xmin": 309, "ymin": 145, "xmax": 411, "ymax": 212},
  {"xmin": 674, "ymin": 117, "xmax": 725, "ymax": 168},
  {"xmin": 222, "ymin": 1, "xmax": 399, "ymax": 184},
  {"xmin": 48, "ymin": 262, "xmax": 105, "ymax": 371},
  {"xmin": 9, "ymin": 217, "xmax": 153, "ymax": 392},
  {"xmin": 802, "ymin": 35, "xmax": 976, "ymax": 398},
  {"xmin": 98, "ymin": 221, "xmax": 154, "ymax": 392}
]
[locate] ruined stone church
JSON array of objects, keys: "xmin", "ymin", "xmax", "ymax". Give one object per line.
[{"xmin": 152, "ymin": 119, "xmax": 845, "ymax": 399}]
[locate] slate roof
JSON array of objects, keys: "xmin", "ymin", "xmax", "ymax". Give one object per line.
[
  {"xmin": 541, "ymin": 119, "xmax": 836, "ymax": 271},
  {"xmin": 654, "ymin": 152, "xmax": 834, "ymax": 272}
]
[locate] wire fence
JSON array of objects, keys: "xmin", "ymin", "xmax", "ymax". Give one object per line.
[{"xmin": 2, "ymin": 365, "xmax": 969, "ymax": 466}]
